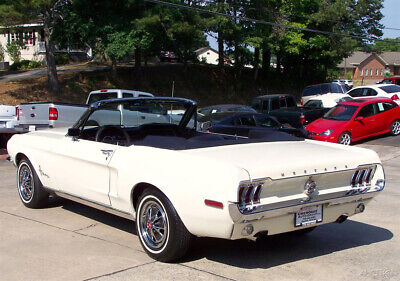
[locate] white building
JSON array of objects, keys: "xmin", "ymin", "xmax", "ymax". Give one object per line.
[
  {"xmin": 0, "ymin": 22, "xmax": 91, "ymax": 65},
  {"xmin": 195, "ymin": 47, "xmax": 220, "ymax": 65},
  {"xmin": 0, "ymin": 23, "xmax": 46, "ymax": 63}
]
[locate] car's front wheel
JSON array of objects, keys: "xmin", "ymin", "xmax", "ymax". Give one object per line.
[
  {"xmin": 338, "ymin": 132, "xmax": 352, "ymax": 145},
  {"xmin": 136, "ymin": 188, "xmax": 192, "ymax": 262},
  {"xmin": 17, "ymin": 157, "xmax": 49, "ymax": 208},
  {"xmin": 390, "ymin": 119, "xmax": 400, "ymax": 136}
]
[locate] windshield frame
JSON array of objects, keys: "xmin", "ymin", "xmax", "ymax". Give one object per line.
[{"xmin": 72, "ymin": 97, "xmax": 197, "ymax": 131}]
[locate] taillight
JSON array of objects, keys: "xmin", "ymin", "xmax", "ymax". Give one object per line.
[
  {"xmin": 351, "ymin": 167, "xmax": 375, "ymax": 187},
  {"xmin": 49, "ymin": 107, "xmax": 58, "ymax": 120},
  {"xmin": 299, "ymin": 114, "xmax": 306, "ymax": 124},
  {"xmin": 301, "ymin": 98, "xmax": 303, "ymax": 106},
  {"xmin": 238, "ymin": 183, "xmax": 263, "ymax": 206},
  {"xmin": 16, "ymin": 107, "xmax": 20, "ymax": 121},
  {"xmin": 391, "ymin": 94, "xmax": 399, "ymax": 100}
]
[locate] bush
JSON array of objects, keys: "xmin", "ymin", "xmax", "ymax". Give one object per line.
[
  {"xmin": 9, "ymin": 60, "xmax": 42, "ymax": 71},
  {"xmin": 55, "ymin": 54, "xmax": 69, "ymax": 65}
]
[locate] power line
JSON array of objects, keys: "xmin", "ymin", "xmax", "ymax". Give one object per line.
[{"xmin": 144, "ymin": 0, "xmax": 400, "ymax": 44}]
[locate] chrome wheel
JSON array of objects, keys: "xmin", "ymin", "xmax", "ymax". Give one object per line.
[
  {"xmin": 18, "ymin": 163, "xmax": 34, "ymax": 202},
  {"xmin": 139, "ymin": 197, "xmax": 169, "ymax": 252},
  {"xmin": 339, "ymin": 133, "xmax": 351, "ymax": 145},
  {"xmin": 392, "ymin": 120, "xmax": 400, "ymax": 135}
]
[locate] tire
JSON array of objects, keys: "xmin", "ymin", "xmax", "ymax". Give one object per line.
[
  {"xmin": 136, "ymin": 188, "xmax": 192, "ymax": 262},
  {"xmin": 17, "ymin": 157, "xmax": 49, "ymax": 208},
  {"xmin": 390, "ymin": 119, "xmax": 400, "ymax": 136},
  {"xmin": 338, "ymin": 132, "xmax": 352, "ymax": 145}
]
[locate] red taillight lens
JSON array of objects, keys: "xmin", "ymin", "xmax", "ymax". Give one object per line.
[
  {"xmin": 391, "ymin": 94, "xmax": 399, "ymax": 100},
  {"xmin": 49, "ymin": 107, "xmax": 58, "ymax": 120},
  {"xmin": 239, "ymin": 184, "xmax": 263, "ymax": 205},
  {"xmin": 301, "ymin": 99, "xmax": 303, "ymax": 106},
  {"xmin": 16, "ymin": 107, "xmax": 20, "ymax": 121},
  {"xmin": 299, "ymin": 114, "xmax": 306, "ymax": 124}
]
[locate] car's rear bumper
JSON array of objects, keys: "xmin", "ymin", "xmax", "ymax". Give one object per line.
[{"xmin": 228, "ymin": 190, "xmax": 379, "ymax": 239}]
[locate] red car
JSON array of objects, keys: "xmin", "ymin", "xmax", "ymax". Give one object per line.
[{"xmin": 306, "ymin": 98, "xmax": 400, "ymax": 145}]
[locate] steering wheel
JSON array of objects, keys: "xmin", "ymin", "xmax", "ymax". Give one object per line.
[{"xmin": 95, "ymin": 126, "xmax": 131, "ymax": 146}]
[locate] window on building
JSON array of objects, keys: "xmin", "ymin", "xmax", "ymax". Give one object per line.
[
  {"xmin": 360, "ymin": 69, "xmax": 363, "ymax": 76},
  {"xmin": 376, "ymin": 69, "xmax": 379, "ymax": 76},
  {"xmin": 370, "ymin": 69, "xmax": 373, "ymax": 76},
  {"xmin": 380, "ymin": 69, "xmax": 384, "ymax": 76},
  {"xmin": 9, "ymin": 31, "xmax": 35, "ymax": 46},
  {"xmin": 24, "ymin": 31, "xmax": 34, "ymax": 46},
  {"xmin": 365, "ymin": 69, "xmax": 368, "ymax": 76}
]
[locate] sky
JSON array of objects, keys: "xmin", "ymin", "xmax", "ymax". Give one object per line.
[
  {"xmin": 381, "ymin": 0, "xmax": 400, "ymax": 38},
  {"xmin": 208, "ymin": 0, "xmax": 400, "ymax": 50}
]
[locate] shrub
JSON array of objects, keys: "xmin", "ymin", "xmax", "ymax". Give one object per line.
[
  {"xmin": 55, "ymin": 54, "xmax": 69, "ymax": 65},
  {"xmin": 0, "ymin": 45, "xmax": 5, "ymax": 61},
  {"xmin": 9, "ymin": 60, "xmax": 42, "ymax": 71},
  {"xmin": 6, "ymin": 41, "xmax": 24, "ymax": 63}
]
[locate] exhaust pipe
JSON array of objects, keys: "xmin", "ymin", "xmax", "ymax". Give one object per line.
[{"xmin": 336, "ymin": 214, "xmax": 348, "ymax": 224}]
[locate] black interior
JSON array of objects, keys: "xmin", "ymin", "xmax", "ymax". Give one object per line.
[{"xmin": 79, "ymin": 123, "xmax": 302, "ymax": 150}]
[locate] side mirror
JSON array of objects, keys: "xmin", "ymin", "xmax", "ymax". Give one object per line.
[
  {"xmin": 355, "ymin": 116, "xmax": 364, "ymax": 122},
  {"xmin": 68, "ymin": 128, "xmax": 80, "ymax": 137}
]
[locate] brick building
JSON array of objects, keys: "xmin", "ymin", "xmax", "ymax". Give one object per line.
[{"xmin": 338, "ymin": 51, "xmax": 400, "ymax": 84}]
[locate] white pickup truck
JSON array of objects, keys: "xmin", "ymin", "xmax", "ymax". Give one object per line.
[
  {"xmin": 16, "ymin": 89, "xmax": 153, "ymax": 132},
  {"xmin": 0, "ymin": 104, "xmax": 18, "ymax": 134}
]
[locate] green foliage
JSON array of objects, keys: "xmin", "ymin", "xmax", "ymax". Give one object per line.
[
  {"xmin": 346, "ymin": 72, "xmax": 353, "ymax": 80},
  {"xmin": 0, "ymin": 44, "xmax": 5, "ymax": 61},
  {"xmin": 371, "ymin": 37, "xmax": 400, "ymax": 52},
  {"xmin": 6, "ymin": 41, "xmax": 24, "ymax": 63},
  {"xmin": 55, "ymin": 54, "xmax": 69, "ymax": 65},
  {"xmin": 10, "ymin": 59, "xmax": 42, "ymax": 71}
]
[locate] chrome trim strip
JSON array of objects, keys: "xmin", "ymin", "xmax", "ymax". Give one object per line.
[{"xmin": 53, "ymin": 190, "xmax": 134, "ymax": 221}]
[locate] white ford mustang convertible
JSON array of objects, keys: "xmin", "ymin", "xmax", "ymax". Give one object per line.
[{"xmin": 7, "ymin": 97, "xmax": 385, "ymax": 262}]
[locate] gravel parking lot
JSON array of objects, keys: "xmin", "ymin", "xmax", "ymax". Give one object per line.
[{"xmin": 0, "ymin": 135, "xmax": 399, "ymax": 281}]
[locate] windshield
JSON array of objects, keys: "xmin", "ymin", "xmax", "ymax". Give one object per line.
[
  {"xmin": 380, "ymin": 85, "xmax": 400, "ymax": 93},
  {"xmin": 323, "ymin": 104, "xmax": 358, "ymax": 121},
  {"xmin": 82, "ymin": 99, "xmax": 195, "ymax": 129}
]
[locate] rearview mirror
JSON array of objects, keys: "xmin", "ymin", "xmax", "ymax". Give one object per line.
[
  {"xmin": 68, "ymin": 128, "xmax": 80, "ymax": 137},
  {"xmin": 355, "ymin": 116, "xmax": 364, "ymax": 121}
]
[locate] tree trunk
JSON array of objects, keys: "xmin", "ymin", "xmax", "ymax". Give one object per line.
[
  {"xmin": 218, "ymin": 31, "xmax": 224, "ymax": 68},
  {"xmin": 253, "ymin": 47, "xmax": 260, "ymax": 81},
  {"xmin": 262, "ymin": 48, "xmax": 271, "ymax": 71},
  {"xmin": 43, "ymin": 13, "xmax": 60, "ymax": 95},
  {"xmin": 276, "ymin": 53, "xmax": 281, "ymax": 73},
  {"xmin": 135, "ymin": 47, "xmax": 142, "ymax": 88}
]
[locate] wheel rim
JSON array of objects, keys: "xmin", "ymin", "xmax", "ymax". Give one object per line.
[
  {"xmin": 139, "ymin": 199, "xmax": 168, "ymax": 251},
  {"xmin": 392, "ymin": 121, "xmax": 400, "ymax": 135},
  {"xmin": 340, "ymin": 133, "xmax": 351, "ymax": 145},
  {"xmin": 18, "ymin": 163, "xmax": 34, "ymax": 202}
]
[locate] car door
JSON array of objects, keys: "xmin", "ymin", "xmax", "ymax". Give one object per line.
[
  {"xmin": 375, "ymin": 102, "xmax": 398, "ymax": 132},
  {"xmin": 351, "ymin": 104, "xmax": 378, "ymax": 139}
]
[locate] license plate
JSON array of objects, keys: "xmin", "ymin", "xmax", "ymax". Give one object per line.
[{"xmin": 295, "ymin": 205, "xmax": 322, "ymax": 227}]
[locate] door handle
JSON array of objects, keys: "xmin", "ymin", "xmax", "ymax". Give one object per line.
[{"xmin": 101, "ymin": 149, "xmax": 114, "ymax": 160}]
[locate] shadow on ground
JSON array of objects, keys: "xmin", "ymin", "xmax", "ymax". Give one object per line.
[{"xmin": 53, "ymin": 198, "xmax": 392, "ymax": 269}]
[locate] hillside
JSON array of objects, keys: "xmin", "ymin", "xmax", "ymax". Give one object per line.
[{"xmin": 0, "ymin": 63, "xmax": 305, "ymax": 107}]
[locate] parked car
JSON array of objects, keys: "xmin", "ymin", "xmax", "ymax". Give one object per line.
[
  {"xmin": 377, "ymin": 76, "xmax": 400, "ymax": 85},
  {"xmin": 16, "ymin": 89, "xmax": 153, "ymax": 132},
  {"xmin": 206, "ymin": 112, "xmax": 308, "ymax": 138},
  {"xmin": 0, "ymin": 104, "xmax": 18, "ymax": 133},
  {"xmin": 198, "ymin": 104, "xmax": 256, "ymax": 117},
  {"xmin": 346, "ymin": 84, "xmax": 400, "ymax": 105},
  {"xmin": 304, "ymin": 93, "xmax": 353, "ymax": 109},
  {"xmin": 301, "ymin": 82, "xmax": 346, "ymax": 104},
  {"xmin": 333, "ymin": 79, "xmax": 353, "ymax": 90},
  {"xmin": 250, "ymin": 94, "xmax": 327, "ymax": 128},
  {"xmin": 159, "ymin": 51, "xmax": 180, "ymax": 62},
  {"xmin": 8, "ymin": 96, "xmax": 386, "ymax": 262},
  {"xmin": 306, "ymin": 98, "xmax": 400, "ymax": 145}
]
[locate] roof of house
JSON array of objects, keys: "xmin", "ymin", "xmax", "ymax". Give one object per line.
[
  {"xmin": 195, "ymin": 47, "xmax": 218, "ymax": 55},
  {"xmin": 338, "ymin": 51, "xmax": 400, "ymax": 68}
]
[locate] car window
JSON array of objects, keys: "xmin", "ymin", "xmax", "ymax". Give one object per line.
[
  {"xmin": 380, "ymin": 85, "xmax": 400, "ymax": 93},
  {"xmin": 336, "ymin": 97, "xmax": 353, "ymax": 103},
  {"xmin": 348, "ymin": 88, "xmax": 362, "ymax": 97},
  {"xmin": 302, "ymin": 85, "xmax": 320, "ymax": 97},
  {"xmin": 324, "ymin": 105, "xmax": 358, "ymax": 121},
  {"xmin": 357, "ymin": 104, "xmax": 376, "ymax": 118},
  {"xmin": 286, "ymin": 97, "xmax": 296, "ymax": 107},
  {"xmin": 381, "ymin": 102, "xmax": 397, "ymax": 112},
  {"xmin": 320, "ymin": 84, "xmax": 330, "ymax": 94},
  {"xmin": 250, "ymin": 99, "xmax": 261, "ymax": 111},
  {"xmin": 238, "ymin": 116, "xmax": 256, "ymax": 126},
  {"xmin": 254, "ymin": 115, "xmax": 278, "ymax": 127},
  {"xmin": 396, "ymin": 80, "xmax": 400, "ymax": 86},
  {"xmin": 381, "ymin": 79, "xmax": 392, "ymax": 84},
  {"xmin": 304, "ymin": 100, "xmax": 323, "ymax": 108},
  {"xmin": 87, "ymin": 92, "xmax": 118, "ymax": 104},
  {"xmin": 367, "ymin": 89, "xmax": 378, "ymax": 96},
  {"xmin": 331, "ymin": 83, "xmax": 344, "ymax": 93},
  {"xmin": 270, "ymin": 98, "xmax": 280, "ymax": 110},
  {"xmin": 123, "ymin": 93, "xmax": 134, "ymax": 98},
  {"xmin": 279, "ymin": 98, "xmax": 286, "ymax": 107}
]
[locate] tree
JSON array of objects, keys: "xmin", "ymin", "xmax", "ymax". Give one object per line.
[
  {"xmin": 0, "ymin": 0, "xmax": 69, "ymax": 94},
  {"xmin": 6, "ymin": 40, "xmax": 23, "ymax": 62}
]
